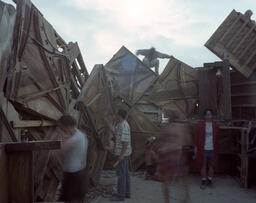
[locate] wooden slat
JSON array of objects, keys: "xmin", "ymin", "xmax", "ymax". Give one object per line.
[
  {"xmin": 232, "ymin": 104, "xmax": 256, "ymax": 107},
  {"xmin": 222, "ymin": 60, "xmax": 232, "ymax": 120},
  {"xmin": 219, "ymin": 14, "xmax": 241, "ymax": 42},
  {"xmin": 244, "ymin": 49, "xmax": 256, "ymax": 66},
  {"xmin": 239, "ymin": 36, "xmax": 256, "ymax": 60},
  {"xmin": 233, "ymin": 26, "xmax": 254, "ymax": 54},
  {"xmin": 225, "ymin": 18, "xmax": 249, "ymax": 48},
  {"xmin": 11, "ymin": 120, "xmax": 56, "ymax": 128},
  {"xmin": 231, "ymin": 81, "xmax": 256, "ymax": 87},
  {"xmin": 231, "ymin": 93, "xmax": 256, "ymax": 97},
  {"xmin": 5, "ymin": 141, "xmax": 61, "ymax": 152}
]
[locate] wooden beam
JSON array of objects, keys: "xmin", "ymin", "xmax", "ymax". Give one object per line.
[
  {"xmin": 219, "ymin": 126, "xmax": 248, "ymax": 130},
  {"xmin": 232, "ymin": 104, "xmax": 256, "ymax": 107},
  {"xmin": 231, "ymin": 81, "xmax": 256, "ymax": 87},
  {"xmin": 5, "ymin": 141, "xmax": 61, "ymax": 152},
  {"xmin": 11, "ymin": 120, "xmax": 56, "ymax": 128},
  {"xmin": 231, "ymin": 93, "xmax": 256, "ymax": 97},
  {"xmin": 0, "ymin": 108, "xmax": 18, "ymax": 142}
]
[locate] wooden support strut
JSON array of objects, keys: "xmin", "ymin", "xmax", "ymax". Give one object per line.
[
  {"xmin": 0, "ymin": 108, "xmax": 18, "ymax": 142},
  {"xmin": 11, "ymin": 120, "xmax": 56, "ymax": 128}
]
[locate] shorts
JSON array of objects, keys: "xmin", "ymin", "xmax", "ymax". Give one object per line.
[
  {"xmin": 203, "ymin": 150, "xmax": 215, "ymax": 168},
  {"xmin": 59, "ymin": 169, "xmax": 87, "ymax": 201}
]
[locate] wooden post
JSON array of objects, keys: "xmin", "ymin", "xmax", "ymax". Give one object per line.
[
  {"xmin": 5, "ymin": 141, "xmax": 61, "ymax": 203},
  {"xmin": 8, "ymin": 151, "xmax": 34, "ymax": 203}
]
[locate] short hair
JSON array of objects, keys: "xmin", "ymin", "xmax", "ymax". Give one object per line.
[
  {"xmin": 204, "ymin": 108, "xmax": 213, "ymax": 116},
  {"xmin": 117, "ymin": 109, "xmax": 127, "ymax": 119},
  {"xmin": 58, "ymin": 115, "xmax": 77, "ymax": 127}
]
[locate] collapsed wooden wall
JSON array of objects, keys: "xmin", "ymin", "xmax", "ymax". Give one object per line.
[{"xmin": 0, "ymin": 0, "xmax": 104, "ymax": 202}]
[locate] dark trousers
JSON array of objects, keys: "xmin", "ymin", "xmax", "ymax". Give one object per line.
[{"xmin": 116, "ymin": 157, "xmax": 131, "ymax": 197}]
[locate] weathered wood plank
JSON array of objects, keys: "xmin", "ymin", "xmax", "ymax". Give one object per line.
[
  {"xmin": 5, "ymin": 140, "xmax": 61, "ymax": 152},
  {"xmin": 8, "ymin": 151, "xmax": 34, "ymax": 203}
]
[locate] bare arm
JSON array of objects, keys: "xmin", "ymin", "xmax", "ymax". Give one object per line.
[
  {"xmin": 155, "ymin": 51, "xmax": 172, "ymax": 59},
  {"xmin": 119, "ymin": 141, "xmax": 128, "ymax": 161},
  {"xmin": 136, "ymin": 49, "xmax": 150, "ymax": 56}
]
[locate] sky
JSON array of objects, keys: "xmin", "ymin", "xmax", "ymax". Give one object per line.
[{"xmin": 3, "ymin": 0, "xmax": 256, "ymax": 73}]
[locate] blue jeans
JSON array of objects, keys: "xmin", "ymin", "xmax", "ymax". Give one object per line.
[{"xmin": 116, "ymin": 157, "xmax": 131, "ymax": 197}]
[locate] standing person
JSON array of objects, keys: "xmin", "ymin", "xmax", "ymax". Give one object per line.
[
  {"xmin": 136, "ymin": 47, "xmax": 172, "ymax": 75},
  {"xmin": 58, "ymin": 115, "xmax": 88, "ymax": 203},
  {"xmin": 110, "ymin": 109, "xmax": 132, "ymax": 201},
  {"xmin": 194, "ymin": 109, "xmax": 220, "ymax": 189},
  {"xmin": 156, "ymin": 111, "xmax": 192, "ymax": 203}
]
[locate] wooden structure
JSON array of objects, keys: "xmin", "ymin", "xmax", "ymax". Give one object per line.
[
  {"xmin": 180, "ymin": 119, "xmax": 250, "ymax": 187},
  {"xmin": 6, "ymin": 141, "xmax": 60, "ymax": 203},
  {"xmin": 198, "ymin": 61, "xmax": 232, "ymax": 120},
  {"xmin": 0, "ymin": 0, "xmax": 106, "ymax": 202},
  {"xmin": 231, "ymin": 70, "xmax": 256, "ymax": 120},
  {"xmin": 205, "ymin": 10, "xmax": 256, "ymax": 78},
  {"xmin": 202, "ymin": 9, "xmax": 256, "ymax": 187},
  {"xmin": 148, "ymin": 56, "xmax": 199, "ymax": 119}
]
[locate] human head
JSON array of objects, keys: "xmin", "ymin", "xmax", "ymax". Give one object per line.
[
  {"xmin": 150, "ymin": 47, "xmax": 155, "ymax": 51},
  {"xmin": 204, "ymin": 109, "xmax": 213, "ymax": 121},
  {"xmin": 116, "ymin": 109, "xmax": 127, "ymax": 121},
  {"xmin": 58, "ymin": 114, "xmax": 77, "ymax": 134}
]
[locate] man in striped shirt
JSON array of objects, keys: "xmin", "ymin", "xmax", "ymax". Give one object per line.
[{"xmin": 110, "ymin": 109, "xmax": 132, "ymax": 201}]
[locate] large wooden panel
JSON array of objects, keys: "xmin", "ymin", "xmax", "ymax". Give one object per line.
[
  {"xmin": 148, "ymin": 56, "xmax": 198, "ymax": 119},
  {"xmin": 231, "ymin": 69, "xmax": 256, "ymax": 120},
  {"xmin": 0, "ymin": 145, "xmax": 8, "ymax": 203},
  {"xmin": 105, "ymin": 46, "xmax": 157, "ymax": 105},
  {"xmin": 205, "ymin": 10, "xmax": 256, "ymax": 78},
  {"xmin": 198, "ymin": 61, "xmax": 232, "ymax": 120},
  {"xmin": 198, "ymin": 67, "xmax": 218, "ymax": 116},
  {"xmin": 8, "ymin": 151, "xmax": 34, "ymax": 203}
]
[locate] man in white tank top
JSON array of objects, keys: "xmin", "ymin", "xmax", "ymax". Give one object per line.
[{"xmin": 58, "ymin": 115, "xmax": 88, "ymax": 203}]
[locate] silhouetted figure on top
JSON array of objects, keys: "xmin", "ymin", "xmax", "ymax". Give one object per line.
[{"xmin": 136, "ymin": 47, "xmax": 172, "ymax": 75}]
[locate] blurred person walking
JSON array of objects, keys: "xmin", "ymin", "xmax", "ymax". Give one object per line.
[
  {"xmin": 156, "ymin": 111, "xmax": 192, "ymax": 203},
  {"xmin": 58, "ymin": 115, "xmax": 88, "ymax": 203}
]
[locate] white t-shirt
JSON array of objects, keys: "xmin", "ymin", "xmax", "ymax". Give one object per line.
[
  {"xmin": 204, "ymin": 122, "xmax": 214, "ymax": 150},
  {"xmin": 63, "ymin": 129, "xmax": 88, "ymax": 173}
]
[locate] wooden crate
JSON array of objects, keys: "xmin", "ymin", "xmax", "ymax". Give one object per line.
[{"xmin": 205, "ymin": 10, "xmax": 256, "ymax": 78}]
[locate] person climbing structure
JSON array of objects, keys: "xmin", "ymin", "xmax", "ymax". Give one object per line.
[{"xmin": 136, "ymin": 47, "xmax": 172, "ymax": 75}]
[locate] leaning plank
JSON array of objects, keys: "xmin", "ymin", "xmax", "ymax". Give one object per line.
[
  {"xmin": 5, "ymin": 141, "xmax": 61, "ymax": 152},
  {"xmin": 11, "ymin": 120, "xmax": 56, "ymax": 128}
]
